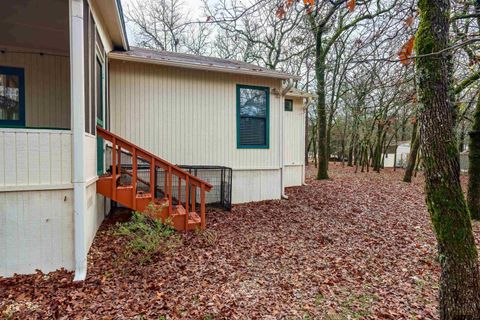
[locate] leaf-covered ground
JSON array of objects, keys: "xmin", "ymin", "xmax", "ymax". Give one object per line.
[{"xmin": 2, "ymin": 163, "xmax": 478, "ymax": 319}]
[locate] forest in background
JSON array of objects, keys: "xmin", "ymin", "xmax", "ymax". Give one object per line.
[{"xmin": 123, "ymin": 0, "xmax": 476, "ymax": 175}]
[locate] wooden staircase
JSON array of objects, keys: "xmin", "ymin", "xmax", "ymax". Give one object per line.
[{"xmin": 96, "ymin": 126, "xmax": 213, "ymax": 231}]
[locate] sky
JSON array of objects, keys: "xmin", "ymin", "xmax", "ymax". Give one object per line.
[{"xmin": 121, "ymin": 0, "xmax": 207, "ymax": 45}]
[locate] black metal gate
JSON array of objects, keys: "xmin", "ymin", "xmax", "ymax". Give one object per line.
[
  {"xmin": 179, "ymin": 165, "xmax": 232, "ymax": 211},
  {"xmin": 106, "ymin": 146, "xmax": 232, "ymax": 211}
]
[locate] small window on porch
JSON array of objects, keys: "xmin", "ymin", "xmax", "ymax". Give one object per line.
[
  {"xmin": 285, "ymin": 99, "xmax": 293, "ymax": 112},
  {"xmin": 0, "ymin": 66, "xmax": 25, "ymax": 127}
]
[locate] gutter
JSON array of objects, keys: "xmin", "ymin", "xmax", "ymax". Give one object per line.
[{"xmin": 71, "ymin": 0, "xmax": 87, "ymax": 282}]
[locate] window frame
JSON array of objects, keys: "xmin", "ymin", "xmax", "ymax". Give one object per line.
[
  {"xmin": 236, "ymin": 84, "xmax": 270, "ymax": 149},
  {"xmin": 284, "ymin": 99, "xmax": 293, "ymax": 112},
  {"xmin": 0, "ymin": 66, "xmax": 25, "ymax": 127}
]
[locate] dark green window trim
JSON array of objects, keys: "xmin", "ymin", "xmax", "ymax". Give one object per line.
[
  {"xmin": 236, "ymin": 84, "xmax": 270, "ymax": 149},
  {"xmin": 0, "ymin": 125, "xmax": 70, "ymax": 130},
  {"xmin": 284, "ymin": 99, "xmax": 293, "ymax": 112},
  {"xmin": 0, "ymin": 66, "xmax": 25, "ymax": 127}
]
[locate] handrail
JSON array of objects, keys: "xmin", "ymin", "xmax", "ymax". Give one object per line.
[{"xmin": 97, "ymin": 126, "xmax": 213, "ymax": 191}]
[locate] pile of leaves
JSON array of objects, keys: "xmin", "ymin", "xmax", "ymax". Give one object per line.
[{"xmin": 3, "ymin": 163, "xmax": 477, "ymax": 319}]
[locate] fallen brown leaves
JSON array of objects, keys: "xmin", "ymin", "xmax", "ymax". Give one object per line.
[{"xmin": 2, "ymin": 163, "xmax": 477, "ymax": 319}]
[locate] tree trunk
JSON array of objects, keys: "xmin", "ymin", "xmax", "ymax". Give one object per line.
[
  {"xmin": 468, "ymin": 96, "xmax": 480, "ymax": 220},
  {"xmin": 404, "ymin": 121, "xmax": 420, "ymax": 182},
  {"xmin": 416, "ymin": 0, "xmax": 480, "ymax": 318},
  {"xmin": 315, "ymin": 30, "xmax": 329, "ymax": 180},
  {"xmin": 305, "ymin": 103, "xmax": 309, "ymax": 166},
  {"xmin": 403, "ymin": 134, "xmax": 420, "ymax": 182}
]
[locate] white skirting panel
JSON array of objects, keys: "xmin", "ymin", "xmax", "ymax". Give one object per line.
[
  {"xmin": 284, "ymin": 165, "xmax": 304, "ymax": 187},
  {"xmin": 232, "ymin": 169, "xmax": 282, "ymax": 204},
  {"xmin": 84, "ymin": 182, "xmax": 105, "ymax": 252},
  {"xmin": 0, "ymin": 189, "xmax": 74, "ymax": 277}
]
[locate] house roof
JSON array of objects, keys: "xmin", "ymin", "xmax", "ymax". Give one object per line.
[
  {"xmin": 286, "ymin": 87, "xmax": 317, "ymax": 99},
  {"xmin": 109, "ymin": 47, "xmax": 301, "ymax": 80},
  {"xmin": 95, "ymin": 0, "xmax": 129, "ymax": 50}
]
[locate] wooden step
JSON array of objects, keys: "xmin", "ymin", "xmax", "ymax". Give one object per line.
[
  {"xmin": 186, "ymin": 211, "xmax": 201, "ymax": 231},
  {"xmin": 135, "ymin": 192, "xmax": 152, "ymax": 212}
]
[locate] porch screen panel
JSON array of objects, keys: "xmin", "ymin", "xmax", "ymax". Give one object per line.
[
  {"xmin": 90, "ymin": 12, "xmax": 96, "ymax": 135},
  {"xmin": 83, "ymin": 2, "xmax": 98, "ymax": 135},
  {"xmin": 83, "ymin": 0, "xmax": 89, "ymax": 133}
]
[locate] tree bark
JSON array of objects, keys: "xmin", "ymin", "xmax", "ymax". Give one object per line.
[
  {"xmin": 403, "ymin": 134, "xmax": 420, "ymax": 182},
  {"xmin": 315, "ymin": 30, "xmax": 329, "ymax": 180},
  {"xmin": 404, "ymin": 120, "xmax": 420, "ymax": 182},
  {"xmin": 416, "ymin": 0, "xmax": 480, "ymax": 318},
  {"xmin": 468, "ymin": 96, "xmax": 480, "ymax": 220},
  {"xmin": 305, "ymin": 103, "xmax": 309, "ymax": 166}
]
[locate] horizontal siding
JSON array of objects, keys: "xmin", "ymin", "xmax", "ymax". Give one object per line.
[
  {"xmin": 0, "ymin": 51, "xmax": 70, "ymax": 129},
  {"xmin": 110, "ymin": 61, "xmax": 283, "ymax": 169},
  {"xmin": 0, "ymin": 189, "xmax": 74, "ymax": 276},
  {"xmin": 284, "ymin": 97, "xmax": 305, "ymax": 165},
  {"xmin": 0, "ymin": 128, "xmax": 72, "ymax": 188}
]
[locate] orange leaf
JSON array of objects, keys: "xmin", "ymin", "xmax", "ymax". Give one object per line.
[
  {"xmin": 405, "ymin": 16, "xmax": 414, "ymax": 27},
  {"xmin": 398, "ymin": 36, "xmax": 415, "ymax": 65},
  {"xmin": 303, "ymin": 0, "xmax": 315, "ymax": 13},
  {"xmin": 276, "ymin": 5, "xmax": 286, "ymax": 19},
  {"xmin": 347, "ymin": 0, "xmax": 356, "ymax": 12}
]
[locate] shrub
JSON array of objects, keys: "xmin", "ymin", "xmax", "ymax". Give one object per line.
[{"xmin": 116, "ymin": 211, "xmax": 180, "ymax": 264}]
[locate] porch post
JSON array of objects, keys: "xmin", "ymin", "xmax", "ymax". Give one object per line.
[{"xmin": 70, "ymin": 0, "xmax": 87, "ymax": 281}]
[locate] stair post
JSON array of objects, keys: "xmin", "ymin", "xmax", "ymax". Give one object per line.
[
  {"xmin": 185, "ymin": 176, "xmax": 189, "ymax": 230},
  {"xmin": 112, "ymin": 137, "xmax": 117, "ymax": 199},
  {"xmin": 201, "ymin": 183, "xmax": 206, "ymax": 230},
  {"xmin": 132, "ymin": 148, "xmax": 137, "ymax": 209},
  {"xmin": 150, "ymin": 157, "xmax": 155, "ymax": 202}
]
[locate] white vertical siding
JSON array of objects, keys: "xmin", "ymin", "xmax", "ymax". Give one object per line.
[
  {"xmin": 110, "ymin": 61, "xmax": 283, "ymax": 170},
  {"xmin": 284, "ymin": 97, "xmax": 305, "ymax": 166},
  {"xmin": 0, "ymin": 189, "xmax": 74, "ymax": 277},
  {"xmin": 0, "ymin": 52, "xmax": 70, "ymax": 129},
  {"xmin": 0, "ymin": 128, "xmax": 72, "ymax": 189},
  {"xmin": 283, "ymin": 97, "xmax": 305, "ymax": 187},
  {"xmin": 284, "ymin": 165, "xmax": 303, "ymax": 187}
]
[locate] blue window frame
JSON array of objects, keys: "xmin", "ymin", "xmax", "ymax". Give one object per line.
[
  {"xmin": 0, "ymin": 66, "xmax": 25, "ymax": 127},
  {"xmin": 236, "ymin": 84, "xmax": 270, "ymax": 149}
]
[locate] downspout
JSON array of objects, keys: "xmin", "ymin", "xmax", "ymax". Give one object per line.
[
  {"xmin": 280, "ymin": 80, "xmax": 294, "ymax": 200},
  {"xmin": 71, "ymin": 0, "xmax": 87, "ymax": 282}
]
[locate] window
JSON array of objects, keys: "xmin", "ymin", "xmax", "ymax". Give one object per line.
[
  {"xmin": 237, "ymin": 85, "xmax": 269, "ymax": 148},
  {"xmin": 284, "ymin": 99, "xmax": 293, "ymax": 112},
  {"xmin": 0, "ymin": 66, "xmax": 25, "ymax": 127}
]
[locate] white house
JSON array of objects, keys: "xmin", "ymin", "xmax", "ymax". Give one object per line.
[
  {"xmin": 383, "ymin": 142, "xmax": 411, "ymax": 168},
  {"xmin": 0, "ymin": 1, "xmax": 308, "ymax": 279}
]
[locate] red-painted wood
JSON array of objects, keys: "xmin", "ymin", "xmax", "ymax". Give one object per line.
[{"xmin": 96, "ymin": 126, "xmax": 211, "ymax": 231}]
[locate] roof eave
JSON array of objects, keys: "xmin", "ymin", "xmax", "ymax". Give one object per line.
[
  {"xmin": 108, "ymin": 51, "xmax": 300, "ymax": 80},
  {"xmin": 114, "ymin": 0, "xmax": 129, "ymax": 50}
]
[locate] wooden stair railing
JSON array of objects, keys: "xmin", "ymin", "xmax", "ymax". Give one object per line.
[{"xmin": 96, "ymin": 126, "xmax": 213, "ymax": 231}]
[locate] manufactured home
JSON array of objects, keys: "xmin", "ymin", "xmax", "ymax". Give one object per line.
[
  {"xmin": 383, "ymin": 142, "xmax": 411, "ymax": 168},
  {"xmin": 0, "ymin": 0, "xmax": 309, "ymax": 279}
]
